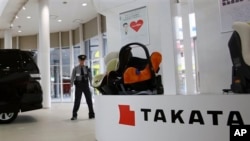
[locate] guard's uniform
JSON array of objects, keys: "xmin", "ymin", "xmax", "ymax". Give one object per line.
[{"xmin": 71, "ymin": 55, "xmax": 94, "ymax": 119}]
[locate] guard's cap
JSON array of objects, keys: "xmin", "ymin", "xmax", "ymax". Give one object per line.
[{"xmin": 78, "ymin": 55, "xmax": 87, "ymax": 60}]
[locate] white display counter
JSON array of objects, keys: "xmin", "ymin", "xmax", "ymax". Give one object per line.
[{"xmin": 95, "ymin": 95, "xmax": 250, "ymax": 141}]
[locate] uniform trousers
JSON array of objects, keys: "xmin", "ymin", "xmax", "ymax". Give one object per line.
[{"xmin": 72, "ymin": 81, "xmax": 94, "ymax": 117}]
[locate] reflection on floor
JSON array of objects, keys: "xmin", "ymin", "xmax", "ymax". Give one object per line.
[{"xmin": 0, "ymin": 103, "xmax": 96, "ymax": 141}]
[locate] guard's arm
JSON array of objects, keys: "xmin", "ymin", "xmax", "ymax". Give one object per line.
[{"xmin": 70, "ymin": 67, "xmax": 76, "ymax": 86}]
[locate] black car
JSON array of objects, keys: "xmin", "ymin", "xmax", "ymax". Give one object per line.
[{"xmin": 0, "ymin": 49, "xmax": 43, "ymax": 124}]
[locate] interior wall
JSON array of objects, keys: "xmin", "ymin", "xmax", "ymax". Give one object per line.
[
  {"xmin": 101, "ymin": 15, "xmax": 107, "ymax": 33},
  {"xmin": 98, "ymin": 0, "xmax": 233, "ymax": 94},
  {"xmin": 12, "ymin": 37, "xmax": 17, "ymax": 49},
  {"xmin": 73, "ymin": 28, "xmax": 80, "ymax": 46},
  {"xmin": 19, "ymin": 35, "xmax": 38, "ymax": 50},
  {"xmin": 61, "ymin": 31, "xmax": 70, "ymax": 47},
  {"xmin": 83, "ymin": 17, "xmax": 98, "ymax": 40},
  {"xmin": 99, "ymin": 0, "xmax": 178, "ymax": 94},
  {"xmin": 194, "ymin": 0, "xmax": 232, "ymax": 94},
  {"xmin": 50, "ymin": 32, "xmax": 59, "ymax": 48}
]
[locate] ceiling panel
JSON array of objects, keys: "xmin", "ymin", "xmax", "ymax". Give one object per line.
[{"xmin": 0, "ymin": 0, "xmax": 98, "ymax": 38}]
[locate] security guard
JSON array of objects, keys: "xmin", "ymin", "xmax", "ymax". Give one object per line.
[{"xmin": 70, "ymin": 55, "xmax": 95, "ymax": 120}]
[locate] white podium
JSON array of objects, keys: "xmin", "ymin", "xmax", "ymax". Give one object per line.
[{"xmin": 95, "ymin": 95, "xmax": 250, "ymax": 141}]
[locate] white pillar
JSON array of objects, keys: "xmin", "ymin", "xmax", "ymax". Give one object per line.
[
  {"xmin": 4, "ymin": 29, "xmax": 12, "ymax": 49},
  {"xmin": 158, "ymin": 0, "xmax": 178, "ymax": 95},
  {"xmin": 38, "ymin": 0, "xmax": 51, "ymax": 108},
  {"xmin": 181, "ymin": 3, "xmax": 196, "ymax": 94}
]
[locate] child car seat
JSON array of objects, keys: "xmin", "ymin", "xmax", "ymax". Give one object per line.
[
  {"xmin": 93, "ymin": 42, "xmax": 164, "ymax": 95},
  {"xmin": 227, "ymin": 22, "xmax": 250, "ymax": 93},
  {"xmin": 92, "ymin": 52, "xmax": 119, "ymax": 94}
]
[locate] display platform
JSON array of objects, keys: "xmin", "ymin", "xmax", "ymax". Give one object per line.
[{"xmin": 95, "ymin": 95, "xmax": 250, "ymax": 141}]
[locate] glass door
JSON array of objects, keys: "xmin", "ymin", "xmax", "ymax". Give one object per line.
[{"xmin": 50, "ymin": 48, "xmax": 62, "ymax": 102}]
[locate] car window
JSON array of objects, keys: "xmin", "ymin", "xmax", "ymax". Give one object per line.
[
  {"xmin": 21, "ymin": 52, "xmax": 39, "ymax": 73},
  {"xmin": 0, "ymin": 51, "xmax": 21, "ymax": 72}
]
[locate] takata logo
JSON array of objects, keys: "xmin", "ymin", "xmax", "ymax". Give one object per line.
[
  {"xmin": 118, "ymin": 105, "xmax": 135, "ymax": 126},
  {"xmin": 222, "ymin": 0, "xmax": 244, "ymax": 6},
  {"xmin": 118, "ymin": 105, "xmax": 247, "ymax": 127}
]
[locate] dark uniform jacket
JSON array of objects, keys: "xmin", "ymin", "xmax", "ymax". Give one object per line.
[{"xmin": 70, "ymin": 65, "xmax": 92, "ymax": 86}]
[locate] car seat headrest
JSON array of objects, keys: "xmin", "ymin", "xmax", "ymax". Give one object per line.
[
  {"xmin": 106, "ymin": 58, "xmax": 119, "ymax": 72},
  {"xmin": 104, "ymin": 52, "xmax": 119, "ymax": 65},
  {"xmin": 232, "ymin": 22, "xmax": 250, "ymax": 66}
]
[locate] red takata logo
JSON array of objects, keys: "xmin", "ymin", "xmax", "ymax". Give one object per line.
[{"xmin": 118, "ymin": 105, "xmax": 135, "ymax": 126}]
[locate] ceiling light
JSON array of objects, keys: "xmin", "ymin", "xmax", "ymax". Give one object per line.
[
  {"xmin": 18, "ymin": 25, "xmax": 22, "ymax": 33},
  {"xmin": 73, "ymin": 19, "xmax": 83, "ymax": 23},
  {"xmin": 15, "ymin": 15, "xmax": 19, "ymax": 19},
  {"xmin": 22, "ymin": 6, "xmax": 26, "ymax": 10},
  {"xmin": 27, "ymin": 16, "xmax": 31, "ymax": 19},
  {"xmin": 58, "ymin": 19, "xmax": 62, "ymax": 22},
  {"xmin": 82, "ymin": 3, "xmax": 87, "ymax": 6}
]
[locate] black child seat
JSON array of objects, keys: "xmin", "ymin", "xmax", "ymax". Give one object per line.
[
  {"xmin": 92, "ymin": 42, "xmax": 164, "ymax": 95},
  {"xmin": 226, "ymin": 22, "xmax": 250, "ymax": 93}
]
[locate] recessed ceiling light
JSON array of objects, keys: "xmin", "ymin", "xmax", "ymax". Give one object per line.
[
  {"xmin": 58, "ymin": 19, "xmax": 62, "ymax": 22},
  {"xmin": 15, "ymin": 16, "xmax": 19, "ymax": 19},
  {"xmin": 50, "ymin": 15, "xmax": 58, "ymax": 20},
  {"xmin": 27, "ymin": 16, "xmax": 31, "ymax": 19},
  {"xmin": 82, "ymin": 3, "xmax": 87, "ymax": 6},
  {"xmin": 73, "ymin": 19, "xmax": 83, "ymax": 23},
  {"xmin": 22, "ymin": 6, "xmax": 26, "ymax": 10},
  {"xmin": 18, "ymin": 26, "xmax": 21, "ymax": 32}
]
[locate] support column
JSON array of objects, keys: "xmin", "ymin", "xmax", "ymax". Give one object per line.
[
  {"xmin": 38, "ymin": 0, "xmax": 51, "ymax": 108},
  {"xmin": 4, "ymin": 29, "xmax": 12, "ymax": 49},
  {"xmin": 181, "ymin": 3, "xmax": 196, "ymax": 94},
  {"xmin": 158, "ymin": 0, "xmax": 178, "ymax": 95},
  {"xmin": 69, "ymin": 30, "xmax": 75, "ymax": 101}
]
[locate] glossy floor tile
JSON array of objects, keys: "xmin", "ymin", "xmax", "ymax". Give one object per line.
[{"xmin": 0, "ymin": 103, "xmax": 96, "ymax": 141}]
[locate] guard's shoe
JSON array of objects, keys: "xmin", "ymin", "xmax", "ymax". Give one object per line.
[
  {"xmin": 89, "ymin": 114, "xmax": 95, "ymax": 119},
  {"xmin": 71, "ymin": 117, "xmax": 77, "ymax": 120}
]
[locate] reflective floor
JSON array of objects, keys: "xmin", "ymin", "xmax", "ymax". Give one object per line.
[{"xmin": 0, "ymin": 103, "xmax": 95, "ymax": 141}]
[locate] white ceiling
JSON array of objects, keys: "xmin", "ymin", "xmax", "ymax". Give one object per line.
[{"xmin": 0, "ymin": 0, "xmax": 98, "ymax": 38}]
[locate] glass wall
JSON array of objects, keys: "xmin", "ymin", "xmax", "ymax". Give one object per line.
[
  {"xmin": 84, "ymin": 35, "xmax": 107, "ymax": 95},
  {"xmin": 172, "ymin": 0, "xmax": 199, "ymax": 94},
  {"xmin": 49, "ymin": 33, "xmax": 107, "ymax": 102},
  {"xmin": 50, "ymin": 47, "xmax": 72, "ymax": 102},
  {"xmin": 73, "ymin": 46, "xmax": 80, "ymax": 66},
  {"xmin": 50, "ymin": 48, "xmax": 61, "ymax": 101},
  {"xmin": 61, "ymin": 47, "xmax": 71, "ymax": 101}
]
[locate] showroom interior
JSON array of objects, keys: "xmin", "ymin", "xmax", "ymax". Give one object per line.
[{"xmin": 0, "ymin": 0, "xmax": 250, "ymax": 141}]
